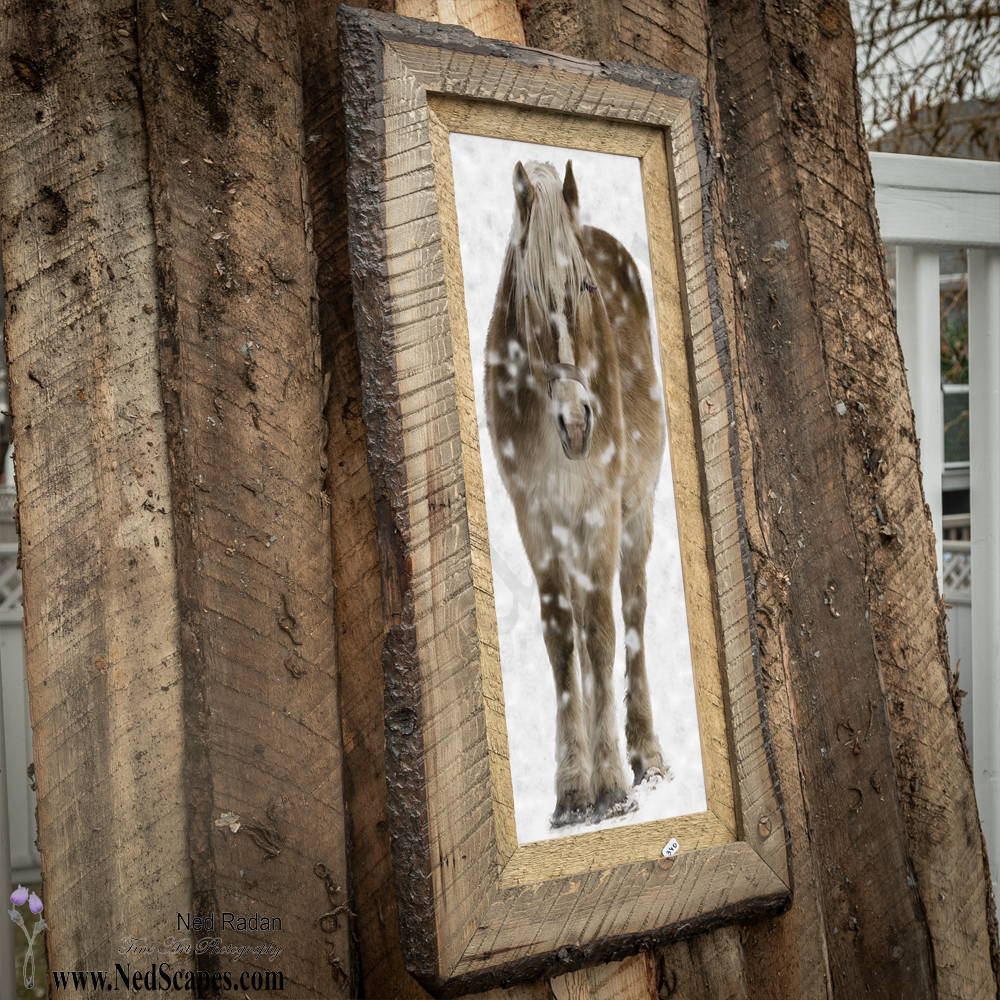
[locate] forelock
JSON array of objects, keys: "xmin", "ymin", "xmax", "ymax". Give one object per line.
[{"xmin": 511, "ymin": 161, "xmax": 588, "ymax": 326}]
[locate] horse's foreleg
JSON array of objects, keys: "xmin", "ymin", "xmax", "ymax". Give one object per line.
[
  {"xmin": 584, "ymin": 582, "xmax": 631, "ymax": 821},
  {"xmin": 540, "ymin": 576, "xmax": 591, "ymax": 826},
  {"xmin": 620, "ymin": 499, "xmax": 666, "ymax": 785}
]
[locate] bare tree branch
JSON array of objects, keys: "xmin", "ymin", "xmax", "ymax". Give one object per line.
[{"xmin": 852, "ymin": 0, "xmax": 1000, "ymax": 158}]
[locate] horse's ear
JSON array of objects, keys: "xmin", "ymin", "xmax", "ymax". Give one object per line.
[
  {"xmin": 562, "ymin": 160, "xmax": 579, "ymax": 214},
  {"xmin": 513, "ymin": 162, "xmax": 534, "ymax": 224}
]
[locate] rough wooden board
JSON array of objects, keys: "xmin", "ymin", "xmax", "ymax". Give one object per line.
[
  {"xmin": 588, "ymin": 953, "xmax": 658, "ymax": 1000},
  {"xmin": 397, "ymin": 0, "xmax": 527, "ymax": 44},
  {"xmin": 450, "ymin": 841, "xmax": 784, "ymax": 983},
  {"xmin": 551, "ymin": 952, "xmax": 658, "ymax": 1000},
  {"xmin": 655, "ymin": 927, "xmax": 747, "ymax": 999},
  {"xmin": 135, "ymin": 1, "xmax": 351, "ymax": 995},
  {"xmin": 479, "ymin": 979, "xmax": 554, "ymax": 1000},
  {"xmin": 0, "ymin": 1, "xmax": 191, "ymax": 978},
  {"xmin": 704, "ymin": 0, "xmax": 992, "ymax": 996},
  {"xmin": 428, "ymin": 95, "xmax": 671, "ymax": 157},
  {"xmin": 380, "ymin": 37, "xmax": 499, "ymax": 981},
  {"xmin": 426, "ymin": 104, "xmax": 519, "ymax": 871},
  {"xmin": 299, "ymin": 2, "xmax": 440, "ymax": 996},
  {"xmin": 760, "ymin": 5, "xmax": 997, "ymax": 994},
  {"xmin": 638, "ymin": 134, "xmax": 737, "ymax": 837},
  {"xmin": 498, "ymin": 811, "xmax": 733, "ymax": 886},
  {"xmin": 339, "ymin": 9, "xmax": 789, "ymax": 993}
]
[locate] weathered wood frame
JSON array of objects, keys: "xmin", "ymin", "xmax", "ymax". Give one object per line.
[{"xmin": 338, "ymin": 6, "xmax": 790, "ymax": 995}]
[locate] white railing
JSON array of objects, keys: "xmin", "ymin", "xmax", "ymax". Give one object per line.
[
  {"xmin": 872, "ymin": 151, "xmax": 1000, "ymax": 910},
  {"xmin": 0, "ymin": 484, "xmax": 39, "ymax": 884}
]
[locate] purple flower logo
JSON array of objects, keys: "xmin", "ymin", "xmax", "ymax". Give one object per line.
[{"xmin": 8, "ymin": 884, "xmax": 45, "ymax": 989}]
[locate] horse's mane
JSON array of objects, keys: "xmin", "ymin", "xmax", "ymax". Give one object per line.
[{"xmin": 512, "ymin": 162, "xmax": 590, "ymax": 327}]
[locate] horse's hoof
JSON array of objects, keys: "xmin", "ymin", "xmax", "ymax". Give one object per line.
[
  {"xmin": 634, "ymin": 763, "xmax": 662, "ymax": 785},
  {"xmin": 591, "ymin": 788, "xmax": 636, "ymax": 823},
  {"xmin": 631, "ymin": 752, "xmax": 668, "ymax": 786},
  {"xmin": 551, "ymin": 793, "xmax": 591, "ymax": 828}
]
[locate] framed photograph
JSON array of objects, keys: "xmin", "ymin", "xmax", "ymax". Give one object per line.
[{"xmin": 339, "ymin": 6, "xmax": 790, "ymax": 995}]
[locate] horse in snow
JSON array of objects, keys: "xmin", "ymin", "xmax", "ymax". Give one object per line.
[{"xmin": 484, "ymin": 159, "xmax": 667, "ymax": 826}]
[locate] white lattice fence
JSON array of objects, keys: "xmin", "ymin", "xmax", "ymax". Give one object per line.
[
  {"xmin": 943, "ymin": 541, "xmax": 973, "ymax": 596},
  {"xmin": 0, "ymin": 544, "xmax": 21, "ymax": 618}
]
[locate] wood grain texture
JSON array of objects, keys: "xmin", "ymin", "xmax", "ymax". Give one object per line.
[
  {"xmin": 705, "ymin": 0, "xmax": 995, "ymax": 996},
  {"xmin": 425, "ymin": 104, "xmax": 519, "ymax": 872},
  {"xmin": 136, "ymin": 1, "xmax": 351, "ymax": 995},
  {"xmin": 655, "ymin": 927, "xmax": 747, "ymax": 999},
  {"xmin": 339, "ymin": 8, "xmax": 788, "ymax": 994},
  {"xmin": 552, "ymin": 952, "xmax": 658, "ymax": 1000},
  {"xmin": 0, "ymin": 1, "xmax": 190, "ymax": 978},
  {"xmin": 298, "ymin": 2, "xmax": 433, "ymax": 997},
  {"xmin": 396, "ymin": 0, "xmax": 527, "ymax": 44}
]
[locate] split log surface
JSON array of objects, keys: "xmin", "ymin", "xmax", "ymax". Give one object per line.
[
  {"xmin": 1, "ymin": 1, "xmax": 352, "ymax": 994},
  {"xmin": 706, "ymin": 1, "xmax": 997, "ymax": 996},
  {"xmin": 136, "ymin": 0, "xmax": 351, "ymax": 994},
  {"xmin": 0, "ymin": 0, "xmax": 191, "ymax": 973}
]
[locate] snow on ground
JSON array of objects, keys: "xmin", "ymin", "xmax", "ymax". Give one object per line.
[{"xmin": 449, "ymin": 134, "xmax": 707, "ymax": 845}]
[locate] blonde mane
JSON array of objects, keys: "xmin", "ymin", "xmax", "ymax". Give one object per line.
[{"xmin": 512, "ymin": 161, "xmax": 590, "ymax": 329}]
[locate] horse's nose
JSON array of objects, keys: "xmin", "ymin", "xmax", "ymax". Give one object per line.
[{"xmin": 557, "ymin": 402, "xmax": 592, "ymax": 459}]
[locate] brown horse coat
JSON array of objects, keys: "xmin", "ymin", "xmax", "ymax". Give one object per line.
[{"xmin": 484, "ymin": 160, "xmax": 666, "ymax": 825}]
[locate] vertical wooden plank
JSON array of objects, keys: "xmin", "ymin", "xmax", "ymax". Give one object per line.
[
  {"xmin": 135, "ymin": 1, "xmax": 351, "ymax": 994},
  {"xmin": 550, "ymin": 968, "xmax": 591, "ymax": 1000},
  {"xmin": 298, "ymin": 2, "xmax": 433, "ymax": 995},
  {"xmin": 551, "ymin": 952, "xmax": 657, "ymax": 1000},
  {"xmin": 969, "ymin": 247, "xmax": 1000, "ymax": 915},
  {"xmin": 705, "ymin": 0, "xmax": 943, "ymax": 995},
  {"xmin": 896, "ymin": 245, "xmax": 944, "ymax": 580},
  {"xmin": 396, "ymin": 0, "xmax": 527, "ymax": 44},
  {"xmin": 588, "ymin": 953, "xmax": 658, "ymax": 1000},
  {"xmin": 0, "ymin": 1, "xmax": 190, "ymax": 975},
  {"xmin": 657, "ymin": 929, "xmax": 748, "ymax": 999}
]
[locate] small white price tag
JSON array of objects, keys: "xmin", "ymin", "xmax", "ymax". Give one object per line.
[{"xmin": 661, "ymin": 838, "xmax": 679, "ymax": 858}]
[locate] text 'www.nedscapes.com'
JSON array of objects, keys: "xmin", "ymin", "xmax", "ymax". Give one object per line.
[{"xmin": 50, "ymin": 964, "xmax": 285, "ymax": 992}]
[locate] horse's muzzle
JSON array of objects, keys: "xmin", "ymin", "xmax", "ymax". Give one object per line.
[
  {"xmin": 557, "ymin": 401, "xmax": 592, "ymax": 459},
  {"xmin": 548, "ymin": 363, "xmax": 592, "ymax": 459}
]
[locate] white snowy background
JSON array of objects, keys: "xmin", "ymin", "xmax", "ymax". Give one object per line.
[{"xmin": 449, "ymin": 133, "xmax": 707, "ymax": 844}]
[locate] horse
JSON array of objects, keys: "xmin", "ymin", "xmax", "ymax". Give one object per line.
[{"xmin": 484, "ymin": 159, "xmax": 667, "ymax": 826}]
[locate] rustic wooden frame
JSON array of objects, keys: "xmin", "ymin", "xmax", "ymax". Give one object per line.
[{"xmin": 338, "ymin": 6, "xmax": 791, "ymax": 995}]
